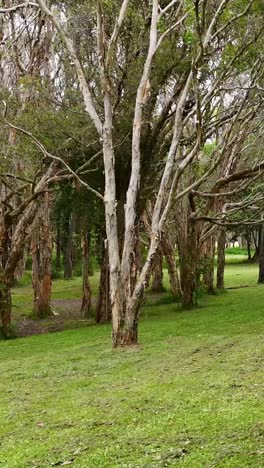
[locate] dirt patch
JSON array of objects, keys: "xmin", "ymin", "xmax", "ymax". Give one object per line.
[{"xmin": 15, "ymin": 298, "xmax": 94, "ymax": 337}]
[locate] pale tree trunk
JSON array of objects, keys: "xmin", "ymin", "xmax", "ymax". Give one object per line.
[
  {"xmin": 96, "ymin": 241, "xmax": 111, "ymax": 323},
  {"xmin": 161, "ymin": 232, "xmax": 181, "ymax": 296},
  {"xmin": 32, "ymin": 192, "xmax": 52, "ymax": 318},
  {"xmin": 217, "ymin": 228, "xmax": 226, "ymax": 289},
  {"xmin": 81, "ymin": 227, "xmax": 92, "ymax": 318},
  {"xmin": 151, "ymin": 245, "xmax": 164, "ymax": 292}
]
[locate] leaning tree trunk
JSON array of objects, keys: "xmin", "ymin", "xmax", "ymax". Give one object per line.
[
  {"xmin": 258, "ymin": 225, "xmax": 264, "ymax": 284},
  {"xmin": 81, "ymin": 228, "xmax": 92, "ymax": 318},
  {"xmin": 96, "ymin": 242, "xmax": 111, "ymax": 324},
  {"xmin": 217, "ymin": 228, "xmax": 226, "ymax": 289},
  {"xmin": 161, "ymin": 232, "xmax": 181, "ymax": 296},
  {"xmin": 151, "ymin": 245, "xmax": 164, "ymax": 292},
  {"xmin": 31, "ymin": 193, "xmax": 52, "ymax": 318}
]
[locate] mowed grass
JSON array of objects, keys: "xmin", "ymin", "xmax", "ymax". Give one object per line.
[{"xmin": 1, "ymin": 263, "xmax": 264, "ymax": 467}]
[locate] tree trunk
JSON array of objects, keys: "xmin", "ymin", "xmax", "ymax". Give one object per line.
[
  {"xmin": 161, "ymin": 232, "xmax": 181, "ymax": 296},
  {"xmin": 81, "ymin": 228, "xmax": 92, "ymax": 318},
  {"xmin": 251, "ymin": 227, "xmax": 261, "ymax": 262},
  {"xmin": 151, "ymin": 245, "xmax": 164, "ymax": 292},
  {"xmin": 32, "ymin": 193, "xmax": 52, "ymax": 318},
  {"xmin": 112, "ymin": 313, "xmax": 138, "ymax": 347},
  {"xmin": 96, "ymin": 241, "xmax": 111, "ymax": 323},
  {"xmin": 14, "ymin": 247, "xmax": 28, "ymax": 283},
  {"xmin": 258, "ymin": 225, "xmax": 264, "ymax": 284},
  {"xmin": 178, "ymin": 217, "xmax": 199, "ymax": 309},
  {"xmin": 64, "ymin": 213, "xmax": 74, "ymax": 279},
  {"xmin": 180, "ymin": 253, "xmax": 197, "ymax": 308},
  {"xmin": 247, "ymin": 239, "xmax": 252, "ymax": 261},
  {"xmin": 0, "ymin": 280, "xmax": 11, "ymax": 338},
  {"xmin": 203, "ymin": 236, "xmax": 215, "ymax": 293},
  {"xmin": 56, "ymin": 222, "xmax": 61, "ymax": 272},
  {"xmin": 217, "ymin": 228, "xmax": 226, "ymax": 289}
]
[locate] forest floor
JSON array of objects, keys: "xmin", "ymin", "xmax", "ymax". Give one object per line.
[{"xmin": 1, "ymin": 261, "xmax": 264, "ymax": 466}]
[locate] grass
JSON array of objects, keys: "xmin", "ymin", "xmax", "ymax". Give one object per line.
[{"xmin": 1, "ymin": 263, "xmax": 264, "ymax": 467}]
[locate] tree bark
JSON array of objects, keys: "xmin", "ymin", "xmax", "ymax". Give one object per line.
[
  {"xmin": 64, "ymin": 213, "xmax": 74, "ymax": 279},
  {"xmin": 81, "ymin": 228, "xmax": 92, "ymax": 318},
  {"xmin": 161, "ymin": 232, "xmax": 181, "ymax": 296},
  {"xmin": 247, "ymin": 239, "xmax": 252, "ymax": 261},
  {"xmin": 217, "ymin": 228, "xmax": 226, "ymax": 289},
  {"xmin": 151, "ymin": 245, "xmax": 164, "ymax": 292},
  {"xmin": 202, "ymin": 235, "xmax": 215, "ymax": 293},
  {"xmin": 0, "ymin": 279, "xmax": 11, "ymax": 338},
  {"xmin": 258, "ymin": 225, "xmax": 264, "ymax": 284},
  {"xmin": 31, "ymin": 192, "xmax": 52, "ymax": 318},
  {"xmin": 14, "ymin": 247, "xmax": 28, "ymax": 283},
  {"xmin": 178, "ymin": 216, "xmax": 199, "ymax": 309},
  {"xmin": 96, "ymin": 241, "xmax": 111, "ymax": 324},
  {"xmin": 56, "ymin": 222, "xmax": 62, "ymax": 272}
]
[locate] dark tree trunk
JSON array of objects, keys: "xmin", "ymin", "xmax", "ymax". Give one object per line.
[
  {"xmin": 81, "ymin": 228, "xmax": 92, "ymax": 318},
  {"xmin": 251, "ymin": 228, "xmax": 261, "ymax": 262},
  {"xmin": 151, "ymin": 245, "xmax": 164, "ymax": 292},
  {"xmin": 180, "ymin": 253, "xmax": 197, "ymax": 308},
  {"xmin": 0, "ymin": 280, "xmax": 11, "ymax": 338},
  {"xmin": 96, "ymin": 242, "xmax": 111, "ymax": 323},
  {"xmin": 56, "ymin": 223, "xmax": 61, "ymax": 272},
  {"xmin": 203, "ymin": 236, "xmax": 215, "ymax": 293},
  {"xmin": 178, "ymin": 217, "xmax": 199, "ymax": 309},
  {"xmin": 14, "ymin": 248, "xmax": 28, "ymax": 283},
  {"xmin": 217, "ymin": 228, "xmax": 226, "ymax": 289},
  {"xmin": 64, "ymin": 213, "xmax": 74, "ymax": 279},
  {"xmin": 32, "ymin": 193, "xmax": 52, "ymax": 318},
  {"xmin": 258, "ymin": 225, "xmax": 264, "ymax": 284},
  {"xmin": 161, "ymin": 232, "xmax": 181, "ymax": 296},
  {"xmin": 247, "ymin": 239, "xmax": 252, "ymax": 261}
]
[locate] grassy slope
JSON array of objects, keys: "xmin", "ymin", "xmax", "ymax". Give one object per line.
[{"xmin": 1, "ymin": 263, "xmax": 264, "ymax": 467}]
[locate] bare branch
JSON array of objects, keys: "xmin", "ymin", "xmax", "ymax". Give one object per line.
[
  {"xmin": 4, "ymin": 120, "xmax": 104, "ymax": 200},
  {"xmin": 0, "ymin": 2, "xmax": 38, "ymax": 13}
]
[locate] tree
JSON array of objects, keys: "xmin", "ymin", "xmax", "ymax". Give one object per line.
[
  {"xmin": 35, "ymin": 0, "xmax": 264, "ymax": 345},
  {"xmin": 2, "ymin": 0, "xmax": 263, "ymax": 345}
]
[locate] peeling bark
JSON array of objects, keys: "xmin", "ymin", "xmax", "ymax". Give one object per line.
[{"xmin": 32, "ymin": 192, "xmax": 52, "ymax": 318}]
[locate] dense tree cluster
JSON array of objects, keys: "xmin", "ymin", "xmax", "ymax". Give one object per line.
[{"xmin": 0, "ymin": 0, "xmax": 263, "ymax": 345}]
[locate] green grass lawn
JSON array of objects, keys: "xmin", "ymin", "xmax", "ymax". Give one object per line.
[{"xmin": 1, "ymin": 263, "xmax": 264, "ymax": 467}]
